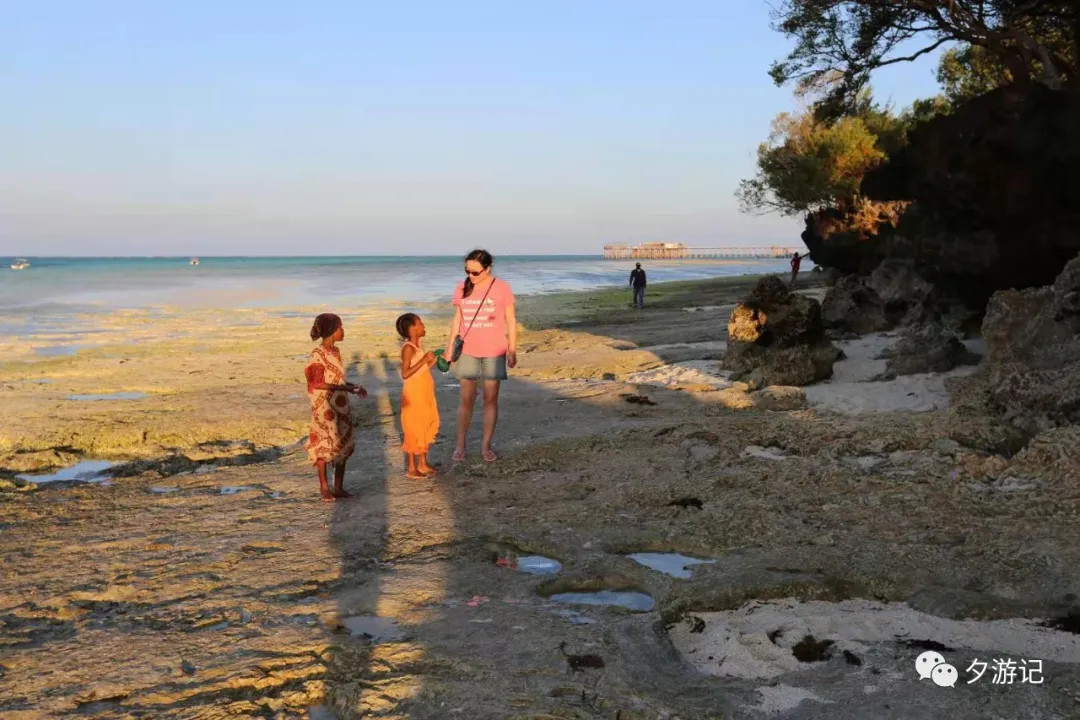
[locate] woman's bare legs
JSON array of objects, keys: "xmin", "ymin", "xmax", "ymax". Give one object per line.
[
  {"xmin": 481, "ymin": 380, "xmax": 501, "ymax": 459},
  {"xmin": 455, "ymin": 379, "xmax": 479, "ymax": 458}
]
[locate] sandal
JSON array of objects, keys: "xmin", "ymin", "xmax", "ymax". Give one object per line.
[
  {"xmin": 482, "ymin": 449, "xmax": 498, "ymax": 463},
  {"xmin": 452, "ymin": 450, "xmax": 466, "ymax": 462}
]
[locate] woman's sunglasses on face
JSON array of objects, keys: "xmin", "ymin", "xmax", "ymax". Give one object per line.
[{"xmin": 465, "ymin": 268, "xmax": 485, "ymax": 277}]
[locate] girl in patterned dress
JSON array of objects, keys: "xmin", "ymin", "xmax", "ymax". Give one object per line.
[{"xmin": 305, "ymin": 313, "xmax": 367, "ymax": 502}]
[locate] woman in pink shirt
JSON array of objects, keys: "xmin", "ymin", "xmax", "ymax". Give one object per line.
[{"xmin": 444, "ymin": 249, "xmax": 517, "ymax": 463}]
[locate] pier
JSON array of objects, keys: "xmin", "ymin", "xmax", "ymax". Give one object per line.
[{"xmin": 602, "ymin": 242, "xmax": 798, "ymax": 260}]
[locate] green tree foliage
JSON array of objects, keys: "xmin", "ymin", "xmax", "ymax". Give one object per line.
[
  {"xmin": 937, "ymin": 45, "xmax": 1012, "ymax": 104},
  {"xmin": 769, "ymin": 1, "xmax": 1078, "ymax": 117},
  {"xmin": 735, "ymin": 87, "xmax": 950, "ymax": 217},
  {"xmin": 735, "ymin": 107, "xmax": 891, "ymax": 217}
]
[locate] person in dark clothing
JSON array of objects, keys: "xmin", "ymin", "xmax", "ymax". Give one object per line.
[
  {"xmin": 629, "ymin": 263, "xmax": 647, "ymax": 308},
  {"xmin": 790, "ymin": 252, "xmax": 802, "ymax": 289}
]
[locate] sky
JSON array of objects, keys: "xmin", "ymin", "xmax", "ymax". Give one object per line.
[{"xmin": 0, "ymin": 1, "xmax": 947, "ymax": 256}]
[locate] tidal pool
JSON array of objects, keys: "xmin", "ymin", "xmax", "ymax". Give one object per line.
[
  {"xmin": 628, "ymin": 552, "xmax": 716, "ymax": 580},
  {"xmin": 549, "ymin": 591, "xmax": 655, "ymax": 612},
  {"xmin": 67, "ymin": 392, "xmax": 148, "ymax": 401},
  {"xmin": 16, "ymin": 460, "xmax": 115, "ymax": 484}
]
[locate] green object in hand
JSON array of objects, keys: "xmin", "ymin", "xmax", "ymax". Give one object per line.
[
  {"xmin": 436, "ymin": 356, "xmax": 450, "ymax": 373},
  {"xmin": 433, "ymin": 348, "xmax": 444, "ymax": 357}
]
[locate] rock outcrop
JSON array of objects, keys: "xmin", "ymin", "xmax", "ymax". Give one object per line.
[
  {"xmin": 804, "ymin": 86, "xmax": 1080, "ymax": 333},
  {"xmin": 974, "ymin": 253, "xmax": 1080, "ymax": 435},
  {"xmin": 820, "ymin": 259, "xmax": 935, "ymax": 334},
  {"xmin": 879, "ymin": 323, "xmax": 981, "ymax": 379},
  {"xmin": 722, "ymin": 276, "xmax": 841, "ymax": 388}
]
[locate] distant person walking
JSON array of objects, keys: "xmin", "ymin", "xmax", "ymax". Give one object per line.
[
  {"xmin": 790, "ymin": 252, "xmax": 802, "ymax": 289},
  {"xmin": 629, "ymin": 262, "xmax": 647, "ymax": 308},
  {"xmin": 444, "ymin": 249, "xmax": 517, "ymax": 463}
]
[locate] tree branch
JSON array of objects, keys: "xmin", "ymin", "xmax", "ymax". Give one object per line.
[{"xmin": 873, "ymin": 37, "xmax": 952, "ymax": 67}]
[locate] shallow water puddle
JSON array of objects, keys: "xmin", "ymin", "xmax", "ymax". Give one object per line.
[
  {"xmin": 341, "ymin": 616, "xmax": 406, "ymax": 643},
  {"xmin": 496, "ymin": 555, "xmax": 563, "ymax": 575},
  {"xmin": 148, "ymin": 486, "xmax": 180, "ymax": 494},
  {"xmin": 552, "ymin": 608, "xmax": 598, "ymax": 625},
  {"xmin": 550, "ymin": 591, "xmax": 655, "ymax": 612},
  {"xmin": 628, "ymin": 552, "xmax": 716, "ymax": 580},
  {"xmin": 219, "ymin": 486, "xmax": 256, "ymax": 495},
  {"xmin": 67, "ymin": 392, "xmax": 148, "ymax": 401},
  {"xmin": 16, "ymin": 460, "xmax": 115, "ymax": 484},
  {"xmin": 517, "ymin": 556, "xmax": 563, "ymax": 575},
  {"xmin": 36, "ymin": 344, "xmax": 97, "ymax": 357}
]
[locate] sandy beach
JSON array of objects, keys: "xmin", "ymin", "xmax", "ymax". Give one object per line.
[{"xmin": 3, "ymin": 272, "xmax": 1080, "ymax": 719}]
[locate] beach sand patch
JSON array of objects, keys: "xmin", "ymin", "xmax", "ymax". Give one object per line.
[
  {"xmin": 803, "ymin": 331, "xmax": 981, "ymax": 415},
  {"xmin": 625, "ymin": 361, "xmax": 735, "ymax": 390},
  {"xmin": 668, "ymin": 598, "xmax": 1080, "ymax": 681}
]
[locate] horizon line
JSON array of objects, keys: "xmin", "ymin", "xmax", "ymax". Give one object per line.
[{"xmin": 1, "ymin": 253, "xmax": 606, "ymax": 259}]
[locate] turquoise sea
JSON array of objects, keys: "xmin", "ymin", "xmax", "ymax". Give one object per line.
[{"xmin": 1, "ymin": 255, "xmax": 800, "ymax": 336}]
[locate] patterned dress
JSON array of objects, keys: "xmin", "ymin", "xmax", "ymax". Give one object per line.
[
  {"xmin": 304, "ymin": 345, "xmax": 355, "ymax": 465},
  {"xmin": 400, "ymin": 341, "xmax": 440, "ymax": 454}
]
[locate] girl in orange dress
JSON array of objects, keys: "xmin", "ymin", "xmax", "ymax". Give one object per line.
[
  {"xmin": 396, "ymin": 313, "xmax": 440, "ymax": 478},
  {"xmin": 305, "ymin": 313, "xmax": 367, "ymax": 502}
]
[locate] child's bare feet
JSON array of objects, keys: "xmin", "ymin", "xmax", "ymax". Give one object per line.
[
  {"xmin": 320, "ymin": 491, "xmax": 336, "ymax": 503},
  {"xmin": 405, "ymin": 470, "xmax": 427, "ymax": 479},
  {"xmin": 332, "ymin": 489, "xmax": 352, "ymax": 499}
]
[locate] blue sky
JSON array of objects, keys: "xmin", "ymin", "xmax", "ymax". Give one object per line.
[{"xmin": 0, "ymin": 1, "xmax": 946, "ymax": 256}]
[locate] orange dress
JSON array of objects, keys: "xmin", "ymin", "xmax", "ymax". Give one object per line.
[
  {"xmin": 304, "ymin": 345, "xmax": 355, "ymax": 465},
  {"xmin": 400, "ymin": 341, "xmax": 440, "ymax": 454}
]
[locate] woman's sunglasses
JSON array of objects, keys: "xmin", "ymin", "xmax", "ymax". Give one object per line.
[{"xmin": 465, "ymin": 268, "xmax": 485, "ymax": 277}]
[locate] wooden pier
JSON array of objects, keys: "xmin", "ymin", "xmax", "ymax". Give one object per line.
[{"xmin": 602, "ymin": 243, "xmax": 798, "ymax": 260}]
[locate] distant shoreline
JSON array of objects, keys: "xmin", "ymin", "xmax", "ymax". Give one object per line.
[{"xmin": 0, "ymin": 255, "xmax": 805, "ymax": 320}]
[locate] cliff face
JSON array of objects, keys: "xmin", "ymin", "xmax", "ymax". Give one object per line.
[{"xmin": 805, "ymin": 84, "xmax": 1080, "ymax": 326}]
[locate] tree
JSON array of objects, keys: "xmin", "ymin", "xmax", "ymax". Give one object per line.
[
  {"xmin": 769, "ymin": 1, "xmax": 1078, "ymax": 117},
  {"xmin": 735, "ymin": 109, "xmax": 889, "ymax": 217},
  {"xmin": 937, "ymin": 44, "xmax": 1013, "ymax": 104}
]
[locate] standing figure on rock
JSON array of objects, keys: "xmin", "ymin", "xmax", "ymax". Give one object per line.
[
  {"xmin": 396, "ymin": 312, "xmax": 441, "ymax": 479},
  {"xmin": 305, "ymin": 313, "xmax": 367, "ymax": 502},
  {"xmin": 444, "ymin": 249, "xmax": 517, "ymax": 463},
  {"xmin": 790, "ymin": 252, "xmax": 802, "ymax": 289}
]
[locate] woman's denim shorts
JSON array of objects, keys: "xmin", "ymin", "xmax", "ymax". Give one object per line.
[{"xmin": 452, "ymin": 354, "xmax": 508, "ymax": 381}]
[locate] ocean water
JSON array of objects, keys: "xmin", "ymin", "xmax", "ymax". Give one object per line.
[{"xmin": 1, "ymin": 255, "xmax": 798, "ymax": 336}]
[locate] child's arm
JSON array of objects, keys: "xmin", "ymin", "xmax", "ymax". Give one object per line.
[
  {"xmin": 400, "ymin": 345, "xmax": 434, "ymax": 380},
  {"xmin": 306, "ymin": 363, "xmax": 354, "ymax": 393}
]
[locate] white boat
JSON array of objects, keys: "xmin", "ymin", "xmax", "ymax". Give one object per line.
[
  {"xmin": 10, "ymin": 259, "xmax": 29, "ymax": 270},
  {"xmin": 190, "ymin": 257, "xmax": 199, "ymax": 266}
]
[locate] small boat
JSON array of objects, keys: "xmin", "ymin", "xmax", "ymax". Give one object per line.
[
  {"xmin": 10, "ymin": 259, "xmax": 30, "ymax": 270},
  {"xmin": 190, "ymin": 257, "xmax": 199, "ymax": 266}
]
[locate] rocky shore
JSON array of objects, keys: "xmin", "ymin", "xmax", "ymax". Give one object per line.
[{"xmin": 4, "ymin": 268, "xmax": 1080, "ymax": 719}]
